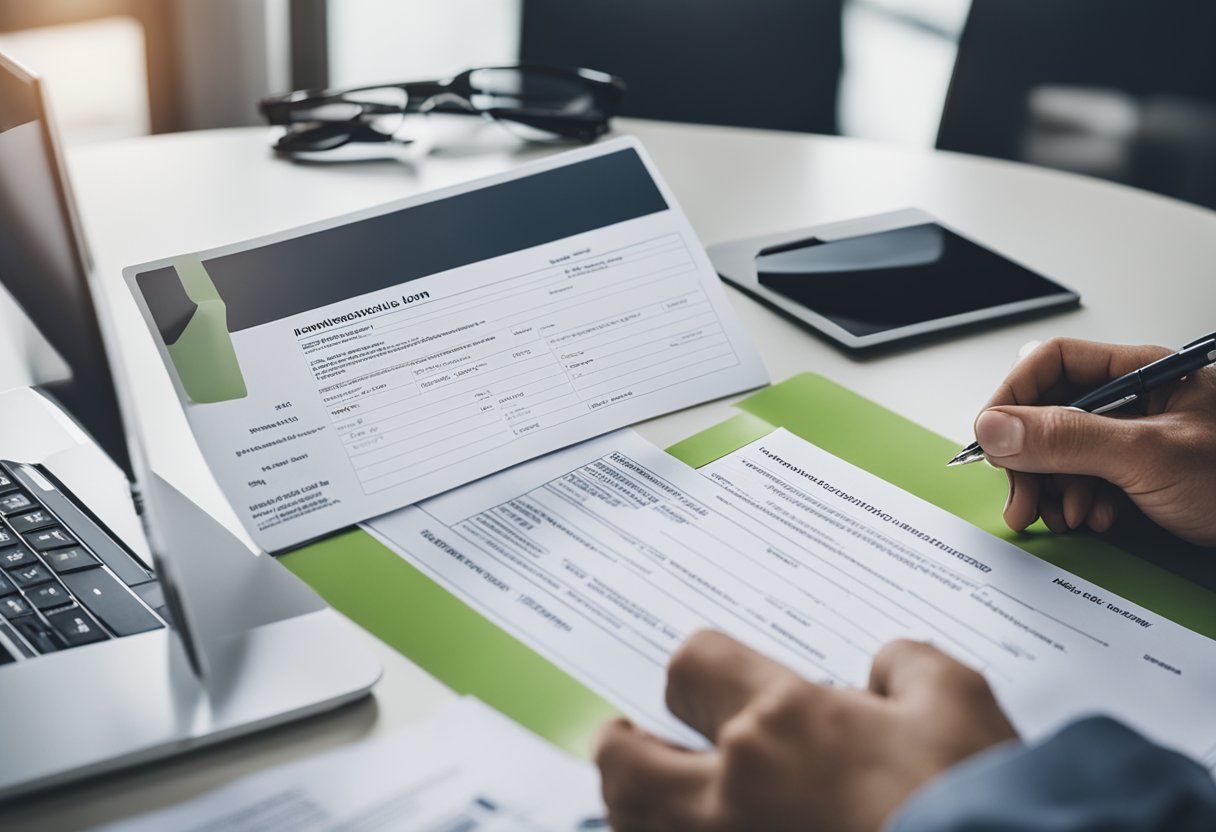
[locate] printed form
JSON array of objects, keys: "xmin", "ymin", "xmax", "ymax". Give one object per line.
[
  {"xmin": 126, "ymin": 139, "xmax": 767, "ymax": 551},
  {"xmin": 368, "ymin": 429, "xmax": 1216, "ymax": 765}
]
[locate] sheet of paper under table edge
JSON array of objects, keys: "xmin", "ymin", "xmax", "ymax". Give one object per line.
[
  {"xmin": 279, "ymin": 372, "xmax": 1216, "ymax": 759},
  {"xmin": 91, "ymin": 696, "xmax": 602, "ymax": 832}
]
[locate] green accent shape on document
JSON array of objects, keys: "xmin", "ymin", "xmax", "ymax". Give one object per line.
[
  {"xmin": 280, "ymin": 372, "xmax": 1216, "ymax": 759},
  {"xmin": 664, "ymin": 411, "xmax": 775, "ymax": 469},
  {"xmin": 165, "ymin": 257, "xmax": 248, "ymax": 403},
  {"xmin": 280, "ymin": 528, "xmax": 619, "ymax": 757}
]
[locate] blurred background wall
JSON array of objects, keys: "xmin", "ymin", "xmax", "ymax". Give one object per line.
[
  {"xmin": 2, "ymin": 0, "xmax": 1213, "ymax": 208},
  {"xmin": 0, "ymin": 0, "xmax": 969, "ymax": 148},
  {"xmin": 0, "ymin": 0, "xmax": 288, "ymax": 144}
]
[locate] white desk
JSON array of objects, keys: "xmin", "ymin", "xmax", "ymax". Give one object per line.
[{"xmin": 5, "ymin": 119, "xmax": 1216, "ymax": 829}]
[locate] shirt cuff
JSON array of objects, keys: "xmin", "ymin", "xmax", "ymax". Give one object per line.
[{"xmin": 888, "ymin": 716, "xmax": 1216, "ymax": 832}]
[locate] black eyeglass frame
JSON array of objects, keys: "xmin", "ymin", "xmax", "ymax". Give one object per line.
[{"xmin": 259, "ymin": 65, "xmax": 625, "ymax": 147}]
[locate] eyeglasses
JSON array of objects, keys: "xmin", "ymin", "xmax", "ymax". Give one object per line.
[{"xmin": 258, "ymin": 65, "xmax": 625, "ymax": 153}]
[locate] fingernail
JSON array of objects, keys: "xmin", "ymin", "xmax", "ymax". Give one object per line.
[{"xmin": 975, "ymin": 411, "xmax": 1024, "ymax": 457}]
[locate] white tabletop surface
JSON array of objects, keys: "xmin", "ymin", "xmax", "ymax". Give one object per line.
[{"xmin": 5, "ymin": 118, "xmax": 1216, "ymax": 829}]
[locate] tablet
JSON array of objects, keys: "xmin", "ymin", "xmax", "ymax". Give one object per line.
[{"xmin": 709, "ymin": 209, "xmax": 1080, "ymax": 351}]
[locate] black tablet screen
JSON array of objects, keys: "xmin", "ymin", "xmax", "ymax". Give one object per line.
[{"xmin": 755, "ymin": 223, "xmax": 1073, "ymax": 337}]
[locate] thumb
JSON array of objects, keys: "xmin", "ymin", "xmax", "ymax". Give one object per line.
[{"xmin": 975, "ymin": 405, "xmax": 1149, "ymax": 486}]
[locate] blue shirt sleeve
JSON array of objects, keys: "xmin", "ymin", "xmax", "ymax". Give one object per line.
[{"xmin": 890, "ymin": 716, "xmax": 1216, "ymax": 832}]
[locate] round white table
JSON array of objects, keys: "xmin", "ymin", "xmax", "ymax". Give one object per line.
[{"xmin": 5, "ymin": 118, "xmax": 1215, "ymax": 829}]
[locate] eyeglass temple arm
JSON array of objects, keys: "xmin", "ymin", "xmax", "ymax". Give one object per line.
[
  {"xmin": 260, "ymin": 80, "xmax": 448, "ymax": 121},
  {"xmin": 490, "ymin": 109, "xmax": 612, "ymax": 142},
  {"xmin": 397, "ymin": 81, "xmax": 452, "ymax": 111}
]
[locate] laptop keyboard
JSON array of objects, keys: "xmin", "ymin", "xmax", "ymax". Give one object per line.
[{"xmin": 0, "ymin": 462, "xmax": 166, "ymax": 664}]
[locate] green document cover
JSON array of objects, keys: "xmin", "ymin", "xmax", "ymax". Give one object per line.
[{"xmin": 281, "ymin": 373, "xmax": 1216, "ymax": 756}]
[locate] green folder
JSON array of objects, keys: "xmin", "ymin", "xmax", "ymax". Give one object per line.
[{"xmin": 280, "ymin": 373, "xmax": 1216, "ymax": 757}]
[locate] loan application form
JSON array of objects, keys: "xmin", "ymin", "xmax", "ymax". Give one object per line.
[
  {"xmin": 368, "ymin": 429, "xmax": 1216, "ymax": 767},
  {"xmin": 126, "ymin": 139, "xmax": 767, "ymax": 551}
]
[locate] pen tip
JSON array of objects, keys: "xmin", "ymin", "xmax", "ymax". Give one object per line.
[{"xmin": 946, "ymin": 447, "xmax": 984, "ymax": 467}]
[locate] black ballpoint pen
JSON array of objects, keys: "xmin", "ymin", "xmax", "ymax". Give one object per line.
[{"xmin": 947, "ymin": 330, "xmax": 1216, "ymax": 467}]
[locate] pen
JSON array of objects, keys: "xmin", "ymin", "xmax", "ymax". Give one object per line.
[{"xmin": 947, "ymin": 330, "xmax": 1216, "ymax": 467}]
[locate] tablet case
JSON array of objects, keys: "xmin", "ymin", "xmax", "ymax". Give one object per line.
[{"xmin": 709, "ymin": 208, "xmax": 1079, "ymax": 350}]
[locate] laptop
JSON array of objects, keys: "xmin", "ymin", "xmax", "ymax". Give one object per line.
[{"xmin": 0, "ymin": 50, "xmax": 380, "ymax": 800}]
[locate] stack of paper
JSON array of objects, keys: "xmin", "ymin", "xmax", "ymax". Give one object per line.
[{"xmin": 95, "ymin": 698, "xmax": 603, "ymax": 832}]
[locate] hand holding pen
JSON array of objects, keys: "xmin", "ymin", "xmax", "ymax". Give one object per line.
[{"xmin": 948, "ymin": 335, "xmax": 1216, "ymax": 545}]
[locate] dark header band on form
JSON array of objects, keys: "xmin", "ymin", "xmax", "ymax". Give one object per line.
[{"xmin": 136, "ymin": 148, "xmax": 668, "ymax": 339}]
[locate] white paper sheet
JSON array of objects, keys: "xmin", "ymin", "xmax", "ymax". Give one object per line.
[
  {"xmin": 368, "ymin": 429, "xmax": 1216, "ymax": 764},
  {"xmin": 125, "ymin": 138, "xmax": 766, "ymax": 551},
  {"xmin": 92, "ymin": 698, "xmax": 604, "ymax": 832}
]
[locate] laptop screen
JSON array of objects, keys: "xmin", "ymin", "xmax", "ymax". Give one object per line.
[{"xmin": 0, "ymin": 51, "xmax": 133, "ymax": 478}]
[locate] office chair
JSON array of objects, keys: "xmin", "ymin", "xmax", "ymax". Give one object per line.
[
  {"xmin": 937, "ymin": 0, "xmax": 1216, "ymax": 209},
  {"xmin": 519, "ymin": 0, "xmax": 845, "ymax": 134}
]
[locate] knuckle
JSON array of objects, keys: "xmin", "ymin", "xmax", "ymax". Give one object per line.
[
  {"xmin": 918, "ymin": 644, "xmax": 965, "ymax": 676},
  {"xmin": 806, "ymin": 693, "xmax": 853, "ymax": 742},
  {"xmin": 913, "ymin": 652, "xmax": 995, "ymax": 709},
  {"xmin": 667, "ymin": 631, "xmax": 717, "ymax": 689},
  {"xmin": 749, "ymin": 677, "xmax": 811, "ymax": 734},
  {"xmin": 1040, "ymin": 336, "xmax": 1075, "ymax": 362},
  {"xmin": 717, "ymin": 716, "xmax": 778, "ymax": 810},
  {"xmin": 988, "ymin": 380, "xmax": 1018, "ymax": 408},
  {"xmin": 947, "ymin": 664, "xmax": 994, "ymax": 702},
  {"xmin": 669, "ymin": 630, "xmax": 723, "ymax": 673},
  {"xmin": 875, "ymin": 637, "xmax": 922, "ymax": 665},
  {"xmin": 717, "ymin": 712, "xmax": 771, "ymax": 765},
  {"xmin": 883, "ymin": 639, "xmax": 979, "ymax": 688},
  {"xmin": 875, "ymin": 638, "xmax": 938, "ymax": 677}
]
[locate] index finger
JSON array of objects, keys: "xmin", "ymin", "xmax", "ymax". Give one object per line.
[
  {"xmin": 665, "ymin": 630, "xmax": 802, "ymax": 742},
  {"xmin": 983, "ymin": 337, "xmax": 1170, "ymax": 410},
  {"xmin": 869, "ymin": 639, "xmax": 984, "ymax": 703}
]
